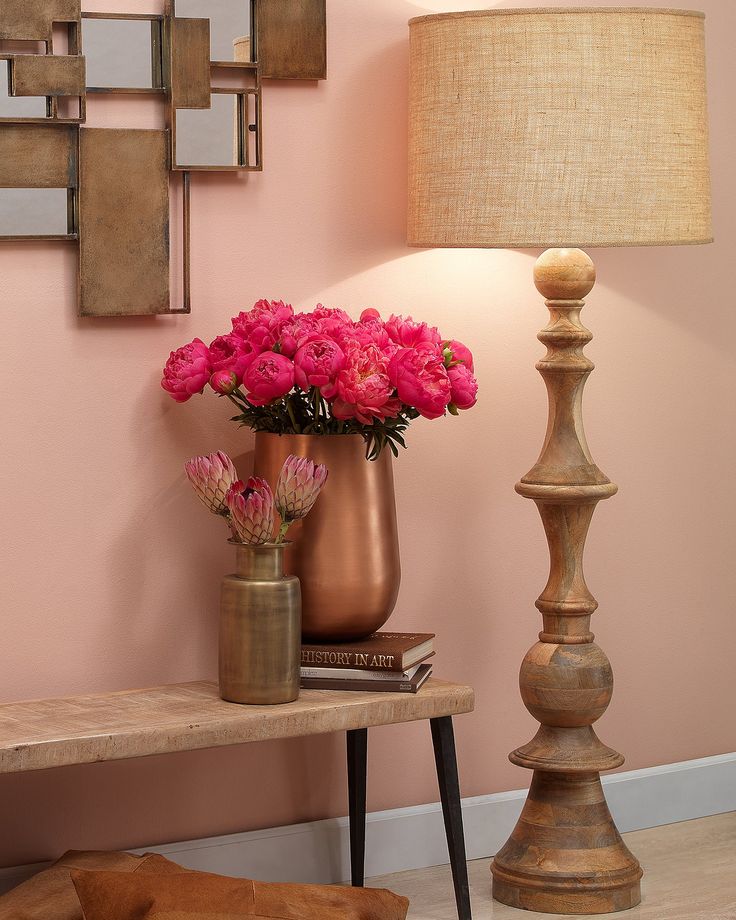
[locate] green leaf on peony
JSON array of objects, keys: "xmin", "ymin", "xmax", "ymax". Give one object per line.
[{"xmin": 448, "ymin": 403, "xmax": 459, "ymax": 416}]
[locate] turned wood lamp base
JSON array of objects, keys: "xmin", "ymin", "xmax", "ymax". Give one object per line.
[{"xmin": 491, "ymin": 249, "xmax": 643, "ymax": 914}]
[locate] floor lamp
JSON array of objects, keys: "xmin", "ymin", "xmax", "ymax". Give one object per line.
[{"xmin": 408, "ymin": 8, "xmax": 712, "ymax": 914}]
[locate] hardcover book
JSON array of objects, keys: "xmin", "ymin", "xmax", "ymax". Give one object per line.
[
  {"xmin": 300, "ymin": 632, "xmax": 435, "ymax": 672},
  {"xmin": 300, "ymin": 663, "xmax": 423, "ymax": 682},
  {"xmin": 300, "ymin": 664, "xmax": 433, "ymax": 694}
]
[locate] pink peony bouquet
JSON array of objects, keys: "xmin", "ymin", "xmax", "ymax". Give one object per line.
[
  {"xmin": 163, "ymin": 300, "xmax": 478, "ymax": 459},
  {"xmin": 185, "ymin": 451, "xmax": 328, "ymax": 545}
]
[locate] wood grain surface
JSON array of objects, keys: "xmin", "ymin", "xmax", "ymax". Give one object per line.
[
  {"xmin": 0, "ymin": 679, "xmax": 474, "ymax": 775},
  {"xmin": 491, "ymin": 250, "xmax": 642, "ymax": 914}
]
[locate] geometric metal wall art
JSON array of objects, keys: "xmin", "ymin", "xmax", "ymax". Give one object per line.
[{"xmin": 0, "ymin": 0, "xmax": 327, "ymax": 316}]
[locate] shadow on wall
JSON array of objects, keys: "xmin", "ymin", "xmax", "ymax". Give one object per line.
[{"xmin": 0, "ymin": 732, "xmax": 346, "ymax": 871}]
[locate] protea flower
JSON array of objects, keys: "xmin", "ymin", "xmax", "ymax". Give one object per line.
[
  {"xmin": 275, "ymin": 456, "xmax": 328, "ymax": 541},
  {"xmin": 226, "ymin": 477, "xmax": 275, "ymax": 545},
  {"xmin": 185, "ymin": 451, "xmax": 238, "ymax": 516}
]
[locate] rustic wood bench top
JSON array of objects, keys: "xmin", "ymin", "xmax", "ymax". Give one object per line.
[{"xmin": 0, "ymin": 679, "xmax": 474, "ymax": 775}]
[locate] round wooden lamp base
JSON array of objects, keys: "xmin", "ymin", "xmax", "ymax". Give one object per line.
[{"xmin": 491, "ymin": 772, "xmax": 642, "ymax": 914}]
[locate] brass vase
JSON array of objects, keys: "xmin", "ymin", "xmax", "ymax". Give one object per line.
[
  {"xmin": 219, "ymin": 541, "xmax": 301, "ymax": 705},
  {"xmin": 253, "ymin": 432, "xmax": 401, "ymax": 642}
]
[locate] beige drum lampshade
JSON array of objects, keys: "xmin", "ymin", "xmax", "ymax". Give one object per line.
[{"xmin": 408, "ymin": 8, "xmax": 712, "ymax": 249}]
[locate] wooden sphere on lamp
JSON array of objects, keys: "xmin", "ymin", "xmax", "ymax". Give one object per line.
[{"xmin": 534, "ymin": 249, "xmax": 596, "ymax": 301}]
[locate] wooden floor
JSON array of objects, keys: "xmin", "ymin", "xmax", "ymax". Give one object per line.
[{"xmin": 369, "ymin": 812, "xmax": 736, "ymax": 920}]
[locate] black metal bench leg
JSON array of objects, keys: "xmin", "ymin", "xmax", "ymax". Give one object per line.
[
  {"xmin": 431, "ymin": 716, "xmax": 472, "ymax": 920},
  {"xmin": 347, "ymin": 727, "xmax": 368, "ymax": 887}
]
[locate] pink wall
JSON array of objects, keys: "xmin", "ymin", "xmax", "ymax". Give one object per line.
[{"xmin": 1, "ymin": 0, "xmax": 734, "ymax": 869}]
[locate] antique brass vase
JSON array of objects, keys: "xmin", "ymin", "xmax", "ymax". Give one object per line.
[
  {"xmin": 254, "ymin": 432, "xmax": 401, "ymax": 642},
  {"xmin": 219, "ymin": 541, "xmax": 301, "ymax": 705}
]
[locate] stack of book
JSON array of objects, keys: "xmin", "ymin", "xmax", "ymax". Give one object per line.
[{"xmin": 300, "ymin": 632, "xmax": 435, "ymax": 693}]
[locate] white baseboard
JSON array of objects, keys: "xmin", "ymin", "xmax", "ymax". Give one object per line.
[{"xmin": 2, "ymin": 752, "xmax": 734, "ymax": 895}]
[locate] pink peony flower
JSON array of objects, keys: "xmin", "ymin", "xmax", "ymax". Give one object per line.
[
  {"xmin": 226, "ymin": 477, "xmax": 275, "ymax": 545},
  {"xmin": 312, "ymin": 304, "xmax": 354, "ymax": 340},
  {"xmin": 294, "ymin": 338, "xmax": 346, "ymax": 394},
  {"xmin": 385, "ymin": 314, "xmax": 442, "ymax": 349},
  {"xmin": 231, "ymin": 299, "xmax": 294, "ymax": 350},
  {"xmin": 242, "ymin": 352, "xmax": 295, "ymax": 406},
  {"xmin": 161, "ymin": 339, "xmax": 212, "ymax": 403},
  {"xmin": 448, "ymin": 364, "xmax": 479, "ymax": 410},
  {"xmin": 185, "ymin": 451, "xmax": 238, "ymax": 515},
  {"xmin": 443, "ymin": 339, "xmax": 474, "ymax": 372},
  {"xmin": 278, "ymin": 313, "xmax": 323, "ymax": 358},
  {"xmin": 163, "ymin": 302, "xmax": 477, "ymax": 461},
  {"xmin": 388, "ymin": 344, "xmax": 452, "ymax": 420},
  {"xmin": 346, "ymin": 317, "xmax": 395, "ymax": 352},
  {"xmin": 276, "ymin": 455, "xmax": 329, "ymax": 523},
  {"xmin": 210, "ymin": 370, "xmax": 238, "ymax": 395},
  {"xmin": 331, "ymin": 344, "xmax": 401, "ymax": 425},
  {"xmin": 209, "ymin": 333, "xmax": 259, "ymax": 383}
]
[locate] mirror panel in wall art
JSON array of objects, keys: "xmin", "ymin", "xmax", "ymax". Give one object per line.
[
  {"xmin": 1, "ymin": 61, "xmax": 48, "ymax": 118},
  {"xmin": 172, "ymin": 0, "xmax": 254, "ymax": 62},
  {"xmin": 82, "ymin": 16, "xmax": 162, "ymax": 91},
  {"xmin": 0, "ymin": 0, "xmax": 327, "ymax": 316},
  {"xmin": 175, "ymin": 93, "xmax": 256, "ymax": 169},
  {"xmin": 0, "ymin": 187, "xmax": 70, "ymax": 237}
]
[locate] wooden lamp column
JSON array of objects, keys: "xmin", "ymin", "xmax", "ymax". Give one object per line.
[
  {"xmin": 490, "ymin": 248, "xmax": 642, "ymax": 913},
  {"xmin": 408, "ymin": 8, "xmax": 712, "ymax": 913}
]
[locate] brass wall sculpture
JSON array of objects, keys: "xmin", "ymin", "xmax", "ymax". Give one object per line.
[{"xmin": 0, "ymin": 0, "xmax": 328, "ymax": 317}]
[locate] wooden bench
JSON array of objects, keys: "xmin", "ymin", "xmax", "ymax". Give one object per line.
[{"xmin": 0, "ymin": 678, "xmax": 475, "ymax": 919}]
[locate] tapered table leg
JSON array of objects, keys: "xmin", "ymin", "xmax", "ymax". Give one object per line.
[
  {"xmin": 431, "ymin": 716, "xmax": 472, "ymax": 920},
  {"xmin": 347, "ymin": 727, "xmax": 368, "ymax": 887}
]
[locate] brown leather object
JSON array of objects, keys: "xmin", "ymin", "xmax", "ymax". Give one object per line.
[
  {"xmin": 0, "ymin": 852, "xmax": 183, "ymax": 920},
  {"xmin": 71, "ymin": 870, "xmax": 410, "ymax": 920}
]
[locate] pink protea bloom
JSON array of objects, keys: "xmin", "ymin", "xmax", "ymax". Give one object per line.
[
  {"xmin": 442, "ymin": 339, "xmax": 475, "ymax": 372},
  {"xmin": 331, "ymin": 343, "xmax": 401, "ymax": 425},
  {"xmin": 161, "ymin": 338, "xmax": 212, "ymax": 403},
  {"xmin": 294, "ymin": 338, "xmax": 346, "ymax": 394},
  {"xmin": 385, "ymin": 314, "xmax": 442, "ymax": 349},
  {"xmin": 276, "ymin": 455, "xmax": 329, "ymax": 524},
  {"xmin": 388, "ymin": 344, "xmax": 452, "ymax": 420},
  {"xmin": 185, "ymin": 451, "xmax": 238, "ymax": 515},
  {"xmin": 448, "ymin": 363, "xmax": 479, "ymax": 410},
  {"xmin": 209, "ymin": 332, "xmax": 259, "ymax": 383},
  {"xmin": 242, "ymin": 352, "xmax": 295, "ymax": 406},
  {"xmin": 226, "ymin": 477, "xmax": 275, "ymax": 545}
]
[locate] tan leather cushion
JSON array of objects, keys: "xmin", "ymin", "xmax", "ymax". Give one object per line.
[
  {"xmin": 71, "ymin": 870, "xmax": 409, "ymax": 920},
  {"xmin": 0, "ymin": 852, "xmax": 183, "ymax": 920}
]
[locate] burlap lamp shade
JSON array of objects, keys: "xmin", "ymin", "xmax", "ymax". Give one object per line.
[
  {"xmin": 407, "ymin": 7, "xmax": 713, "ymax": 916},
  {"xmin": 408, "ymin": 8, "xmax": 712, "ymax": 249}
]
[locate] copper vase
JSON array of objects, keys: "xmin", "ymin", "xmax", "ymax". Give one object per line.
[
  {"xmin": 219, "ymin": 541, "xmax": 301, "ymax": 704},
  {"xmin": 253, "ymin": 432, "xmax": 401, "ymax": 642}
]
